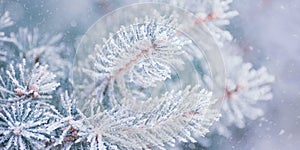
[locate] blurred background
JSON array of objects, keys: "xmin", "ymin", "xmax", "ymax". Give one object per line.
[{"xmin": 1, "ymin": 0, "xmax": 299, "ymax": 149}]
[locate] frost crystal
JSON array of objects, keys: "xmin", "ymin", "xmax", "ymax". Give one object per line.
[{"xmin": 0, "ymin": 59, "xmax": 60, "ymax": 104}]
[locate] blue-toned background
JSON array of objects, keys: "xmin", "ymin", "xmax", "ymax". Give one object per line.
[{"xmin": 2, "ymin": 0, "xmax": 299, "ymax": 149}]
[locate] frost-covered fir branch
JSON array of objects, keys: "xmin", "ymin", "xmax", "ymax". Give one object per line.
[
  {"xmin": 73, "ymin": 85, "xmax": 218, "ymax": 150},
  {"xmin": 139, "ymin": 0, "xmax": 238, "ymax": 47},
  {"xmin": 78, "ymin": 13, "xmax": 192, "ymax": 112},
  {"xmin": 216, "ymin": 53, "xmax": 275, "ymax": 136},
  {"xmin": 0, "ymin": 27, "xmax": 63, "ymax": 55},
  {"xmin": 0, "ymin": 27, "xmax": 73, "ymax": 78},
  {"xmin": 0, "ymin": 59, "xmax": 60, "ymax": 104},
  {"xmin": 0, "ymin": 1, "xmax": 276, "ymax": 150},
  {"xmin": 92, "ymin": 15, "xmax": 189, "ymax": 87},
  {"xmin": 43, "ymin": 86, "xmax": 219, "ymax": 150},
  {"xmin": 0, "ymin": 101, "xmax": 61, "ymax": 149},
  {"xmin": 72, "ymin": 6, "xmax": 226, "ymax": 149},
  {"xmin": 46, "ymin": 91, "xmax": 86, "ymax": 149}
]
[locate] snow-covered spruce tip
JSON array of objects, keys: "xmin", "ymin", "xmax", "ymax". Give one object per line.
[
  {"xmin": 216, "ymin": 54, "xmax": 275, "ymax": 136},
  {"xmin": 0, "ymin": 102, "xmax": 60, "ymax": 149},
  {"xmin": 0, "ymin": 59, "xmax": 60, "ymax": 103}
]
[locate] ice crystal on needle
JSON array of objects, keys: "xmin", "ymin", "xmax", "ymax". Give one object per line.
[{"xmin": 0, "ymin": 59, "xmax": 60, "ymax": 104}]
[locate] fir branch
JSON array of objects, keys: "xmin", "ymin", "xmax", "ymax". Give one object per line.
[
  {"xmin": 0, "ymin": 27, "xmax": 72, "ymax": 78},
  {"xmin": 216, "ymin": 54, "xmax": 275, "ymax": 136},
  {"xmin": 140, "ymin": 0, "xmax": 239, "ymax": 47},
  {"xmin": 0, "ymin": 101, "xmax": 60, "ymax": 149},
  {"xmin": 0, "ymin": 59, "xmax": 60, "ymax": 104},
  {"xmin": 91, "ymin": 16, "xmax": 190, "ymax": 88},
  {"xmin": 79, "ymin": 13, "xmax": 192, "ymax": 112},
  {"xmin": 77, "ymin": 85, "xmax": 219, "ymax": 149},
  {"xmin": 46, "ymin": 91, "xmax": 87, "ymax": 149}
]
